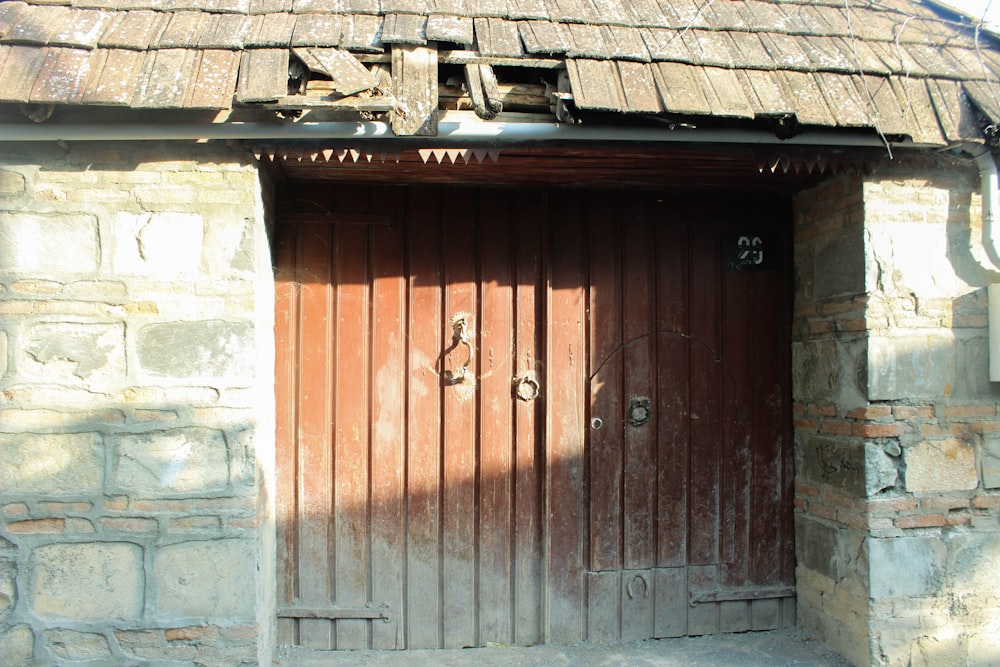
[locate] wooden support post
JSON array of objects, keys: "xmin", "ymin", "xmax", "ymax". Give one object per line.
[{"xmin": 391, "ymin": 44, "xmax": 438, "ymax": 136}]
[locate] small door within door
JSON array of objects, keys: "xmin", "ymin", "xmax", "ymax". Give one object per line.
[{"xmin": 274, "ymin": 184, "xmax": 793, "ymax": 650}]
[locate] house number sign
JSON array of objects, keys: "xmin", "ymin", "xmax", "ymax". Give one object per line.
[{"xmin": 725, "ymin": 233, "xmax": 777, "ymax": 271}]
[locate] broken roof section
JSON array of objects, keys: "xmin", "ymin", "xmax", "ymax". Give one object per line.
[{"xmin": 1, "ymin": 0, "xmax": 1000, "ymax": 145}]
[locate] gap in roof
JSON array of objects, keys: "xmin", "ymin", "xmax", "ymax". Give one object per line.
[{"xmin": 938, "ymin": 0, "xmax": 1000, "ymax": 30}]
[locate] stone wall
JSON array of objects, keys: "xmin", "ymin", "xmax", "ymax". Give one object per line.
[
  {"xmin": 0, "ymin": 142, "xmax": 275, "ymax": 666},
  {"xmin": 793, "ymin": 154, "xmax": 1000, "ymax": 667}
]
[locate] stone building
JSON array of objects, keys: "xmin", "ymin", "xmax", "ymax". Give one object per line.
[{"xmin": 0, "ymin": 0, "xmax": 999, "ymax": 665}]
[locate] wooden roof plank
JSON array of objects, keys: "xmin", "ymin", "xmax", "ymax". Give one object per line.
[
  {"xmin": 624, "ymin": 0, "xmax": 667, "ymax": 28},
  {"xmin": 131, "ymin": 47, "xmax": 198, "ymax": 107},
  {"xmin": 605, "ymin": 25, "xmax": 650, "ymax": 62},
  {"xmin": 246, "ymin": 13, "xmax": 296, "ymax": 47},
  {"xmin": 963, "ymin": 80, "xmax": 1000, "ymax": 126},
  {"xmin": 545, "ymin": 0, "xmax": 601, "ymax": 24},
  {"xmin": 680, "ymin": 29, "xmax": 737, "ymax": 69},
  {"xmin": 29, "ymin": 47, "xmax": 91, "ymax": 103},
  {"xmin": 758, "ymin": 32, "xmax": 813, "ymax": 71},
  {"xmin": 4, "ymin": 5, "xmax": 67, "ymax": 44},
  {"xmin": 187, "ymin": 48, "xmax": 240, "ymax": 107},
  {"xmin": 0, "ymin": 2, "xmax": 28, "ymax": 39},
  {"xmin": 726, "ymin": 30, "xmax": 776, "ymax": 70},
  {"xmin": 857, "ymin": 74, "xmax": 909, "ymax": 135},
  {"xmin": 929, "ymin": 78, "xmax": 984, "ymax": 142},
  {"xmin": 864, "ymin": 38, "xmax": 928, "ymax": 77},
  {"xmin": 651, "ymin": 61, "xmax": 712, "ymax": 115},
  {"xmin": 292, "ymin": 0, "xmax": 343, "ymax": 13},
  {"xmin": 155, "ymin": 10, "xmax": 208, "ymax": 48},
  {"xmin": 518, "ymin": 20, "xmax": 570, "ymax": 55},
  {"xmin": 507, "ymin": 0, "xmax": 548, "ymax": 20},
  {"xmin": 893, "ymin": 77, "xmax": 946, "ymax": 145},
  {"xmin": 198, "ymin": 13, "xmax": 254, "ymax": 49},
  {"xmin": 701, "ymin": 66, "xmax": 754, "ymax": 118},
  {"xmin": 474, "ymin": 17, "xmax": 522, "ymax": 57},
  {"xmin": 426, "ymin": 14, "xmax": 474, "ymax": 45},
  {"xmin": 736, "ymin": 68, "xmax": 794, "ymax": 116},
  {"xmin": 565, "ymin": 58, "xmax": 625, "ymax": 111},
  {"xmin": 236, "ymin": 47, "xmax": 289, "ymax": 102},
  {"xmin": 293, "ymin": 46, "xmax": 377, "ymax": 94},
  {"xmin": 831, "ymin": 35, "xmax": 890, "ymax": 76},
  {"xmin": 565, "ymin": 23, "xmax": 608, "ymax": 59},
  {"xmin": 735, "ymin": 1, "xmax": 788, "ymax": 32},
  {"xmin": 49, "ymin": 8, "xmax": 112, "ymax": 49},
  {"xmin": 340, "ymin": 13, "xmax": 383, "ymax": 52},
  {"xmin": 82, "ymin": 47, "xmax": 145, "ymax": 104},
  {"xmin": 291, "ymin": 14, "xmax": 343, "ymax": 47},
  {"xmin": 798, "ymin": 35, "xmax": 854, "ymax": 73},
  {"xmin": 382, "ymin": 13, "xmax": 427, "ymax": 45},
  {"xmin": 640, "ymin": 27, "xmax": 694, "ymax": 63},
  {"xmin": 98, "ymin": 10, "xmax": 166, "ymax": 49},
  {"xmin": 813, "ymin": 72, "xmax": 871, "ymax": 128},
  {"xmin": 616, "ymin": 60, "xmax": 661, "ymax": 112},
  {"xmin": 0, "ymin": 44, "xmax": 50, "ymax": 101},
  {"xmin": 776, "ymin": 71, "xmax": 836, "ymax": 126},
  {"xmin": 390, "ymin": 44, "xmax": 438, "ymax": 135}
]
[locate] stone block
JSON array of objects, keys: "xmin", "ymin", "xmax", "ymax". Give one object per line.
[
  {"xmin": 791, "ymin": 340, "xmax": 838, "ymax": 403},
  {"xmin": 865, "ymin": 442, "xmax": 899, "ymax": 495},
  {"xmin": 867, "ymin": 536, "xmax": 946, "ymax": 598},
  {"xmin": 800, "ymin": 436, "xmax": 866, "ymax": 495},
  {"xmin": 20, "ymin": 322, "xmax": 125, "ymax": 383},
  {"xmin": 0, "ymin": 168, "xmax": 26, "ymax": 197},
  {"xmin": 112, "ymin": 211, "xmax": 204, "ymax": 276},
  {"xmin": 868, "ymin": 334, "xmax": 955, "ymax": 401},
  {"xmin": 0, "ymin": 433, "xmax": 104, "ymax": 495},
  {"xmin": 135, "ymin": 320, "xmax": 254, "ymax": 382},
  {"xmin": 30, "ymin": 542, "xmax": 143, "ymax": 620},
  {"xmin": 44, "ymin": 629, "xmax": 113, "ymax": 662},
  {"xmin": 904, "ymin": 439, "xmax": 978, "ymax": 494},
  {"xmin": 152, "ymin": 539, "xmax": 256, "ymax": 619},
  {"xmin": 984, "ymin": 433, "xmax": 1000, "ymax": 489},
  {"xmin": 796, "ymin": 515, "xmax": 851, "ymax": 581},
  {"xmin": 812, "ymin": 226, "xmax": 865, "ymax": 300},
  {"xmin": 203, "ymin": 215, "xmax": 255, "ymax": 274},
  {"xmin": 0, "ymin": 330, "xmax": 7, "ymax": 378},
  {"xmin": 0, "ymin": 212, "xmax": 100, "ymax": 275},
  {"xmin": 0, "ymin": 557, "xmax": 15, "ymax": 621},
  {"xmin": 111, "ymin": 427, "xmax": 229, "ymax": 495},
  {"xmin": 0, "ymin": 625, "xmax": 34, "ymax": 667},
  {"xmin": 944, "ymin": 532, "xmax": 1000, "ymax": 597}
]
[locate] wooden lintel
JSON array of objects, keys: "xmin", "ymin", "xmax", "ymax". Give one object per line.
[
  {"xmin": 279, "ymin": 213, "xmax": 394, "ymax": 226},
  {"xmin": 243, "ymin": 93, "xmax": 395, "ymax": 112},
  {"xmin": 354, "ymin": 51, "xmax": 565, "ymax": 69},
  {"xmin": 689, "ymin": 586, "xmax": 796, "ymax": 606},
  {"xmin": 391, "ymin": 44, "xmax": 439, "ymax": 136}
]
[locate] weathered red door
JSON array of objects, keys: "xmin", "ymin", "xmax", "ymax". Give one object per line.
[{"xmin": 274, "ymin": 184, "xmax": 793, "ymax": 650}]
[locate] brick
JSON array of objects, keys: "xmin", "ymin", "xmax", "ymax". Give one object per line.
[
  {"xmin": 853, "ymin": 422, "xmax": 905, "ymax": 438},
  {"xmin": 66, "ymin": 518, "xmax": 95, "ymax": 533},
  {"xmin": 892, "ymin": 405, "xmax": 935, "ymax": 419},
  {"xmin": 100, "ymin": 517, "xmax": 159, "ymax": 533},
  {"xmin": 809, "ymin": 402, "xmax": 838, "ymax": 417},
  {"xmin": 895, "ymin": 514, "xmax": 947, "ymax": 529},
  {"xmin": 945, "ymin": 405, "xmax": 996, "ymax": 418},
  {"xmin": 795, "ymin": 482, "xmax": 821, "ymax": 497},
  {"xmin": 44, "ymin": 629, "xmax": 112, "ymax": 662},
  {"xmin": 810, "ymin": 503, "xmax": 838, "ymax": 521},
  {"xmin": 168, "ymin": 516, "xmax": 221, "ymax": 530},
  {"xmin": 971, "ymin": 495, "xmax": 1000, "ymax": 509},
  {"xmin": 104, "ymin": 496, "xmax": 129, "ymax": 511},
  {"xmin": 857, "ymin": 497, "xmax": 919, "ymax": 514},
  {"xmin": 821, "ymin": 420, "xmax": 852, "ymax": 435},
  {"xmin": 846, "ymin": 405, "xmax": 893, "ymax": 419},
  {"xmin": 222, "ymin": 624, "xmax": 259, "ymax": 640},
  {"xmin": 3, "ymin": 503, "xmax": 29, "ymax": 516},
  {"xmin": 6, "ymin": 518, "xmax": 65, "ymax": 533},
  {"xmin": 37, "ymin": 501, "xmax": 92, "ymax": 514},
  {"xmin": 165, "ymin": 625, "xmax": 220, "ymax": 641}
]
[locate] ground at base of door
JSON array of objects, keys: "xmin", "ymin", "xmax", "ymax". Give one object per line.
[{"xmin": 274, "ymin": 628, "xmax": 853, "ymax": 666}]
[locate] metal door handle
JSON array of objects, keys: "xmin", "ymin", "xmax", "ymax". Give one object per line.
[{"xmin": 443, "ymin": 312, "xmax": 474, "ymax": 385}]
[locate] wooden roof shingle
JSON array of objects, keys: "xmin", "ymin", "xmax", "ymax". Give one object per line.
[{"xmin": 0, "ymin": 0, "xmax": 999, "ymax": 145}]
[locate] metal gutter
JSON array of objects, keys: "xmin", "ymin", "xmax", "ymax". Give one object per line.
[{"xmin": 0, "ymin": 120, "xmax": 906, "ymax": 148}]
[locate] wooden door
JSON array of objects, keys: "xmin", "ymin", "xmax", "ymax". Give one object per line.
[{"xmin": 274, "ymin": 184, "xmax": 793, "ymax": 650}]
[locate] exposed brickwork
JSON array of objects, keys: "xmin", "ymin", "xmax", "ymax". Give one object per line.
[{"xmin": 793, "ymin": 155, "xmax": 1000, "ymax": 667}]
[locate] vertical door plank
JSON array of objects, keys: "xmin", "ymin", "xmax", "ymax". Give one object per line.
[
  {"xmin": 405, "ymin": 188, "xmax": 443, "ymax": 649},
  {"xmin": 478, "ymin": 190, "xmax": 514, "ymax": 646},
  {"xmin": 332, "ymin": 221, "xmax": 371, "ymax": 650},
  {"xmin": 441, "ymin": 189, "xmax": 478, "ymax": 649},
  {"xmin": 274, "ymin": 223, "xmax": 299, "ymax": 645},
  {"xmin": 587, "ymin": 194, "xmax": 622, "ymax": 574},
  {"xmin": 621, "ymin": 196, "xmax": 656, "ymax": 571},
  {"xmin": 750, "ymin": 230, "xmax": 787, "ymax": 587},
  {"xmin": 719, "ymin": 241, "xmax": 753, "ymax": 598},
  {"xmin": 687, "ymin": 210, "xmax": 722, "ymax": 567},
  {"xmin": 655, "ymin": 200, "xmax": 689, "ymax": 568},
  {"xmin": 370, "ymin": 186, "xmax": 406, "ymax": 649},
  {"xmin": 545, "ymin": 192, "xmax": 587, "ymax": 643},
  {"xmin": 513, "ymin": 191, "xmax": 545, "ymax": 646},
  {"xmin": 296, "ymin": 222, "xmax": 335, "ymax": 649},
  {"xmin": 653, "ymin": 566, "xmax": 687, "ymax": 637},
  {"xmin": 586, "ymin": 571, "xmax": 620, "ymax": 641}
]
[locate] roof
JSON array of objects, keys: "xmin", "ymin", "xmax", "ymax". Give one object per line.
[{"xmin": 1, "ymin": 0, "xmax": 1000, "ymax": 145}]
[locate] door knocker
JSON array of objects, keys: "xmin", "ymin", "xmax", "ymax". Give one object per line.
[
  {"xmin": 514, "ymin": 372, "xmax": 540, "ymax": 402},
  {"xmin": 442, "ymin": 312, "xmax": 475, "ymax": 400},
  {"xmin": 628, "ymin": 396, "xmax": 652, "ymax": 427}
]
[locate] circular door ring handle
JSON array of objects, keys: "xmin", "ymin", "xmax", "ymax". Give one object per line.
[{"xmin": 515, "ymin": 375, "xmax": 540, "ymax": 402}]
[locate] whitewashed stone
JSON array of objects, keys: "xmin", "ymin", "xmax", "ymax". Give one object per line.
[
  {"xmin": 904, "ymin": 439, "xmax": 978, "ymax": 494},
  {"xmin": 0, "ymin": 212, "xmax": 99, "ymax": 275},
  {"xmin": 44, "ymin": 629, "xmax": 113, "ymax": 661},
  {"xmin": 0, "ymin": 557, "xmax": 15, "ymax": 620},
  {"xmin": 0, "ymin": 330, "xmax": 7, "ymax": 378},
  {"xmin": 20, "ymin": 322, "xmax": 125, "ymax": 383},
  {"xmin": 152, "ymin": 539, "xmax": 256, "ymax": 619},
  {"xmin": 112, "ymin": 427, "xmax": 229, "ymax": 495},
  {"xmin": 0, "ymin": 433, "xmax": 103, "ymax": 495},
  {"xmin": 135, "ymin": 320, "xmax": 254, "ymax": 382},
  {"xmin": 867, "ymin": 536, "xmax": 946, "ymax": 598},
  {"xmin": 984, "ymin": 433, "xmax": 1000, "ymax": 489},
  {"xmin": 112, "ymin": 211, "xmax": 204, "ymax": 276},
  {"xmin": 0, "ymin": 168, "xmax": 26, "ymax": 197},
  {"xmin": 31, "ymin": 543, "xmax": 143, "ymax": 620},
  {"xmin": 0, "ymin": 625, "xmax": 34, "ymax": 667}
]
